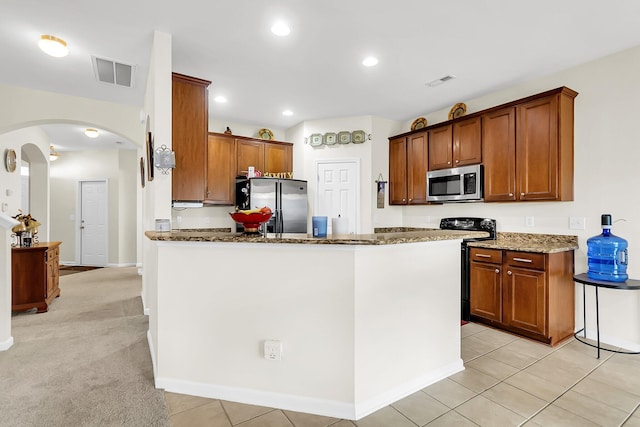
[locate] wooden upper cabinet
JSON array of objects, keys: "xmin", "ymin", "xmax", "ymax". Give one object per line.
[
  {"xmin": 453, "ymin": 117, "xmax": 482, "ymax": 166},
  {"xmin": 407, "ymin": 132, "xmax": 428, "ymax": 204},
  {"xmin": 172, "ymin": 73, "xmax": 211, "ymax": 202},
  {"xmin": 483, "ymin": 88, "xmax": 576, "ymax": 202},
  {"xmin": 388, "ymin": 137, "xmax": 408, "ymax": 205},
  {"xmin": 388, "ymin": 132, "xmax": 428, "ymax": 205},
  {"xmin": 483, "ymin": 107, "xmax": 517, "ymax": 201},
  {"xmin": 236, "ymin": 139, "xmax": 265, "ymax": 176},
  {"xmin": 206, "ymin": 134, "xmax": 236, "ymax": 205},
  {"xmin": 264, "ymin": 142, "xmax": 292, "ymax": 175},
  {"xmin": 236, "ymin": 138, "xmax": 293, "ymax": 177},
  {"xmin": 428, "ymin": 125, "xmax": 453, "ymax": 170},
  {"xmin": 428, "ymin": 117, "xmax": 481, "ymax": 170}
]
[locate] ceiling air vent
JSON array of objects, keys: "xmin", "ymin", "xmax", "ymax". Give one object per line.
[
  {"xmin": 426, "ymin": 74, "xmax": 457, "ymax": 87},
  {"xmin": 91, "ymin": 56, "xmax": 135, "ymax": 88}
]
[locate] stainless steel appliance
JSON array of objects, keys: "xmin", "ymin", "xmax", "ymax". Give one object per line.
[
  {"xmin": 440, "ymin": 217, "xmax": 497, "ymax": 321},
  {"xmin": 235, "ymin": 178, "xmax": 307, "ymax": 234},
  {"xmin": 427, "ymin": 164, "xmax": 483, "ymax": 202}
]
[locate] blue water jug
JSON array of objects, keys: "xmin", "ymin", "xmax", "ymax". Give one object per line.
[{"xmin": 587, "ymin": 214, "xmax": 628, "ymax": 282}]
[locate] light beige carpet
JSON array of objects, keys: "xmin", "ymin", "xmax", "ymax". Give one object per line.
[{"xmin": 0, "ymin": 267, "xmax": 169, "ymax": 427}]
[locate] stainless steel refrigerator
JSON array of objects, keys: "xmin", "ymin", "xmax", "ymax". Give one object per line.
[{"xmin": 235, "ymin": 178, "xmax": 308, "ymax": 233}]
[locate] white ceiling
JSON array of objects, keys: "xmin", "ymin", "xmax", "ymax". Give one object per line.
[{"xmin": 3, "ymin": 1, "xmax": 640, "ymax": 151}]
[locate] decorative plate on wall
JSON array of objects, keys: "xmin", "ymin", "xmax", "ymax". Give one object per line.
[
  {"xmin": 258, "ymin": 128, "xmax": 274, "ymax": 140},
  {"xmin": 323, "ymin": 132, "xmax": 337, "ymax": 145},
  {"xmin": 448, "ymin": 103, "xmax": 467, "ymax": 120},
  {"xmin": 352, "ymin": 130, "xmax": 366, "ymax": 144},
  {"xmin": 411, "ymin": 117, "xmax": 427, "ymax": 131},
  {"xmin": 4, "ymin": 148, "xmax": 16, "ymax": 172},
  {"xmin": 337, "ymin": 131, "xmax": 351, "ymax": 144},
  {"xmin": 309, "ymin": 133, "xmax": 323, "ymax": 147}
]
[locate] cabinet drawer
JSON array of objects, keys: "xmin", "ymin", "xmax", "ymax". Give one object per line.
[
  {"xmin": 506, "ymin": 251, "xmax": 545, "ymax": 270},
  {"xmin": 470, "ymin": 248, "xmax": 502, "ymax": 264},
  {"xmin": 47, "ymin": 247, "xmax": 59, "ymax": 261}
]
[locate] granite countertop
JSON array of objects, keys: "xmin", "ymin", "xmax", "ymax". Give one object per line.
[
  {"xmin": 145, "ymin": 228, "xmax": 578, "ymax": 251},
  {"xmin": 467, "ymin": 232, "xmax": 578, "ymax": 253},
  {"xmin": 145, "ymin": 229, "xmax": 489, "ymax": 246}
]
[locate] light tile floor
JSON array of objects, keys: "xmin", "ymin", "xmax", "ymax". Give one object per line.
[{"xmin": 165, "ymin": 323, "xmax": 640, "ymax": 426}]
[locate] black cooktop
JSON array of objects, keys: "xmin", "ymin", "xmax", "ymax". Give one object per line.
[{"xmin": 439, "ymin": 217, "xmax": 496, "ymax": 241}]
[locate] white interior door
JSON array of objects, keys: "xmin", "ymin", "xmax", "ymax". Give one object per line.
[
  {"xmin": 316, "ymin": 160, "xmax": 359, "ymax": 234},
  {"xmin": 80, "ymin": 180, "xmax": 108, "ymax": 266}
]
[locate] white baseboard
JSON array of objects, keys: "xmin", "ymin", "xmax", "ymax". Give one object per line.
[
  {"xmin": 0, "ymin": 336, "xmax": 14, "ymax": 352},
  {"xmin": 147, "ymin": 329, "xmax": 157, "ymax": 379},
  {"xmin": 106, "ymin": 263, "xmax": 137, "ymax": 268},
  {"xmin": 156, "ymin": 377, "xmax": 356, "ymax": 420},
  {"xmin": 141, "ymin": 292, "xmax": 149, "ymax": 315},
  {"xmin": 155, "ymin": 358, "xmax": 465, "ymax": 421},
  {"xmin": 580, "ymin": 329, "xmax": 640, "ymax": 352},
  {"xmin": 354, "ymin": 359, "xmax": 464, "ymax": 419}
]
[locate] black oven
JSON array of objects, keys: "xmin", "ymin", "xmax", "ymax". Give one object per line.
[{"xmin": 440, "ymin": 217, "xmax": 496, "ymax": 321}]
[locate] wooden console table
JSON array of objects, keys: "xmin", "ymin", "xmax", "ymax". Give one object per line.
[
  {"xmin": 12, "ymin": 241, "xmax": 61, "ymax": 313},
  {"xmin": 573, "ymin": 273, "xmax": 640, "ymax": 358}
]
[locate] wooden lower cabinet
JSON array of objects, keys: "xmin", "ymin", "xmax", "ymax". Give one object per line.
[
  {"xmin": 12, "ymin": 242, "xmax": 61, "ymax": 313},
  {"xmin": 470, "ymin": 247, "xmax": 574, "ymax": 345}
]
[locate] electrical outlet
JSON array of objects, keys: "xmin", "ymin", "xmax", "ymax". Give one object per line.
[
  {"xmin": 569, "ymin": 216, "xmax": 586, "ymax": 230},
  {"xmin": 264, "ymin": 340, "xmax": 282, "ymax": 360},
  {"xmin": 525, "ymin": 216, "xmax": 535, "ymax": 227}
]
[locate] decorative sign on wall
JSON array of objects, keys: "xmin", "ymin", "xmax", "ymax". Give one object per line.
[
  {"xmin": 375, "ymin": 173, "xmax": 387, "ymax": 209},
  {"xmin": 306, "ymin": 130, "xmax": 371, "ymax": 147}
]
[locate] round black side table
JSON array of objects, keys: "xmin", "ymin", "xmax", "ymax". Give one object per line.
[{"xmin": 573, "ymin": 273, "xmax": 640, "ymax": 359}]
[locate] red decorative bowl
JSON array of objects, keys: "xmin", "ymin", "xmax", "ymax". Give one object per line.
[{"xmin": 229, "ymin": 212, "xmax": 273, "ymax": 233}]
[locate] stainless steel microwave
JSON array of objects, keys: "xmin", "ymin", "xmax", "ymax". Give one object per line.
[{"xmin": 427, "ymin": 164, "xmax": 483, "ymax": 202}]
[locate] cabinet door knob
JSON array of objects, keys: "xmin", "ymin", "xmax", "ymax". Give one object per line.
[
  {"xmin": 520, "ymin": 192, "xmax": 525, "ymax": 197},
  {"xmin": 508, "ymin": 193, "xmax": 514, "ymax": 197},
  {"xmin": 408, "ymin": 198, "xmax": 412, "ymax": 202},
  {"xmin": 455, "ymin": 159, "xmax": 459, "ymax": 163},
  {"xmin": 495, "ymin": 269, "xmax": 500, "ymax": 274},
  {"xmin": 507, "ymin": 270, "xmax": 512, "ymax": 276},
  {"xmin": 447, "ymin": 161, "xmax": 451, "ymax": 165},
  {"xmin": 402, "ymin": 199, "xmax": 406, "ymax": 202}
]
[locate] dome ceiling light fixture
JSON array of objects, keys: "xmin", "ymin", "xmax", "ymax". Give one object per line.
[
  {"xmin": 38, "ymin": 35, "xmax": 69, "ymax": 57},
  {"xmin": 362, "ymin": 56, "xmax": 379, "ymax": 67},
  {"xmin": 270, "ymin": 21, "xmax": 290, "ymax": 37},
  {"xmin": 84, "ymin": 128, "xmax": 99, "ymax": 138},
  {"xmin": 213, "ymin": 95, "xmax": 227, "ymax": 103},
  {"xmin": 49, "ymin": 145, "xmax": 60, "ymax": 161}
]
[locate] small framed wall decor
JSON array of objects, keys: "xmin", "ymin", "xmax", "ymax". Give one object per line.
[
  {"xmin": 352, "ymin": 130, "xmax": 366, "ymax": 144},
  {"xmin": 146, "ymin": 131, "xmax": 154, "ymax": 182},
  {"xmin": 309, "ymin": 133, "xmax": 323, "ymax": 147},
  {"xmin": 323, "ymin": 132, "xmax": 337, "ymax": 145},
  {"xmin": 140, "ymin": 157, "xmax": 145, "ymax": 188},
  {"xmin": 337, "ymin": 131, "xmax": 351, "ymax": 144}
]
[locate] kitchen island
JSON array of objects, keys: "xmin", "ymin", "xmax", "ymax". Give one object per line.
[{"xmin": 144, "ymin": 229, "xmax": 486, "ymax": 420}]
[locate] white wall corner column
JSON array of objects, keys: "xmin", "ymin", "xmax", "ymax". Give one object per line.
[
  {"xmin": 149, "ymin": 238, "xmax": 463, "ymax": 420},
  {"xmin": 0, "ymin": 213, "xmax": 20, "ymax": 351}
]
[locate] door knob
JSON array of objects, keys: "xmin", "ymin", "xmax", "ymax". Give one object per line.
[
  {"xmin": 507, "ymin": 271, "xmax": 512, "ymax": 275},
  {"xmin": 495, "ymin": 269, "xmax": 500, "ymax": 274}
]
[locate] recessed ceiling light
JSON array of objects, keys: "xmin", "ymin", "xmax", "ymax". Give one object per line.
[
  {"xmin": 84, "ymin": 128, "xmax": 99, "ymax": 138},
  {"xmin": 362, "ymin": 56, "xmax": 378, "ymax": 67},
  {"xmin": 271, "ymin": 21, "xmax": 291, "ymax": 37},
  {"xmin": 282, "ymin": 110, "xmax": 293, "ymax": 116},
  {"xmin": 38, "ymin": 35, "xmax": 69, "ymax": 57},
  {"xmin": 214, "ymin": 96, "xmax": 227, "ymax": 103},
  {"xmin": 426, "ymin": 74, "xmax": 457, "ymax": 87}
]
